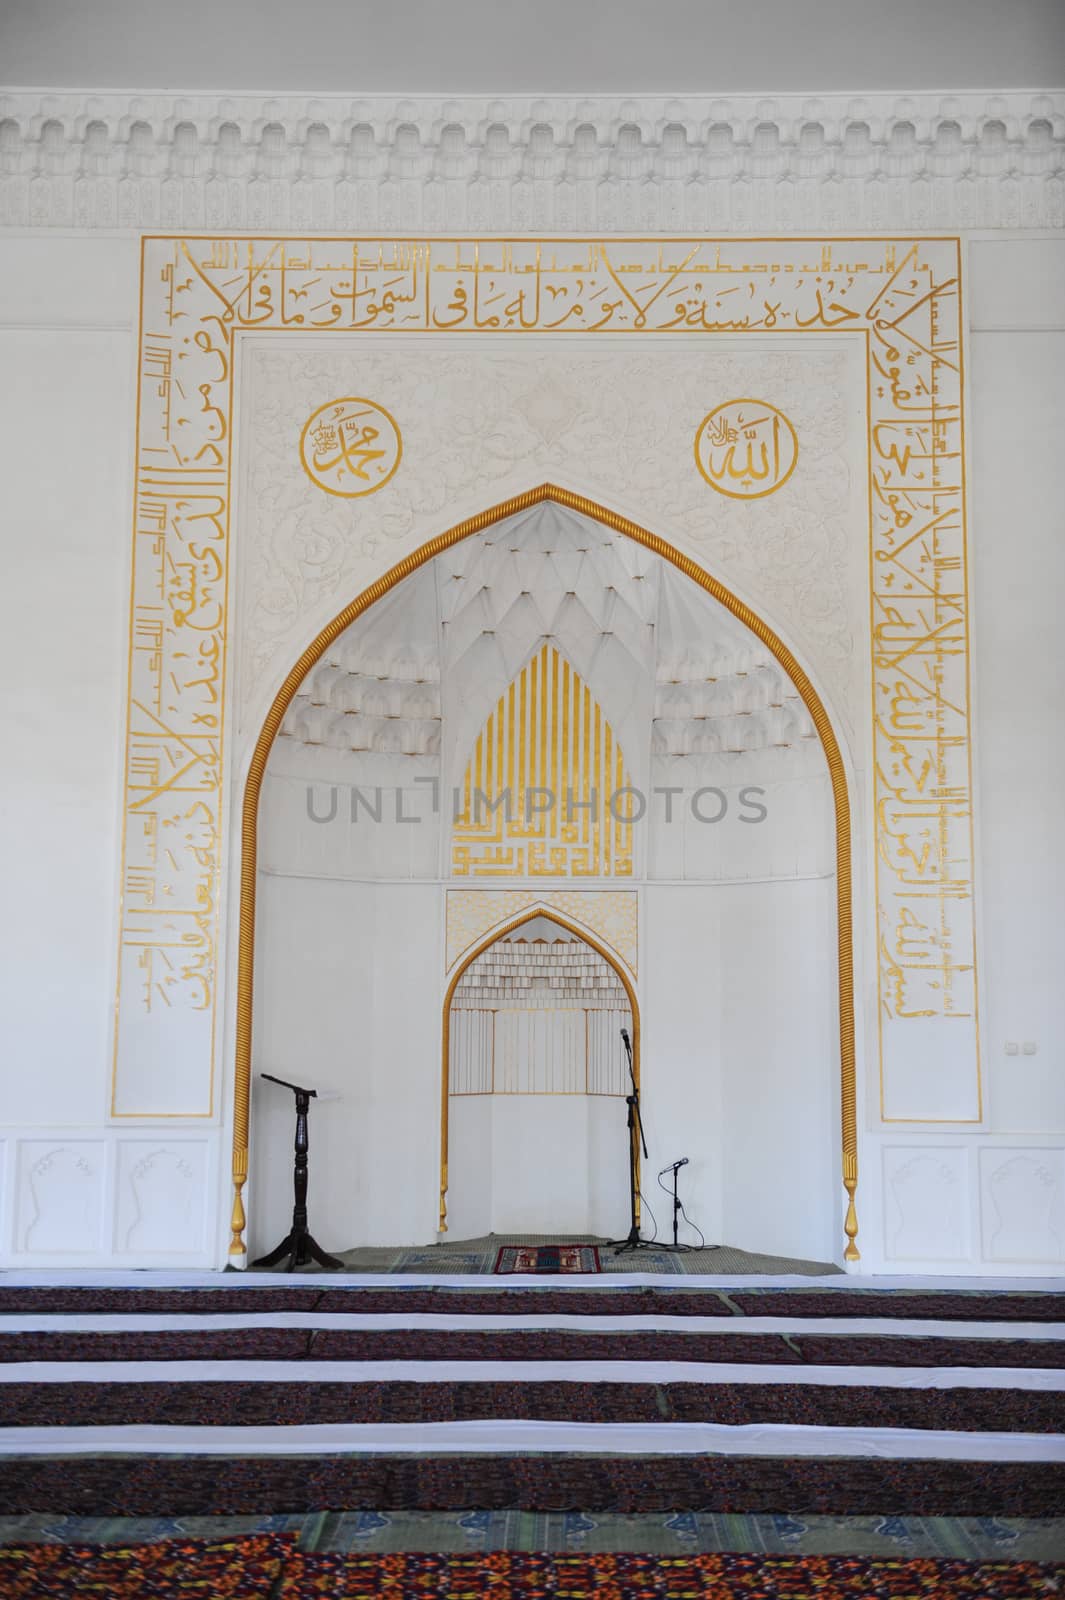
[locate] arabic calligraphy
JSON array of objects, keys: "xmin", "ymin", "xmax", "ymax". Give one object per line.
[
  {"xmin": 115, "ymin": 233, "xmax": 978, "ymax": 1133},
  {"xmin": 299, "ymin": 396, "xmax": 402, "ymax": 498},
  {"xmin": 695, "ymin": 399, "xmax": 798, "ymax": 499}
]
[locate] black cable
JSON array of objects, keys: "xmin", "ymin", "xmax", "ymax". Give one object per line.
[
  {"xmin": 679, "ymin": 1199, "xmax": 705, "ymax": 1251},
  {"xmin": 637, "ymin": 1186, "xmax": 658, "ymax": 1243}
]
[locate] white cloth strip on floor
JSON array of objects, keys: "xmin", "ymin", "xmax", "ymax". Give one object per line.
[
  {"xmin": 2, "ymin": 1420, "xmax": 1063, "ymax": 1460},
  {"xmin": 2, "ymin": 1269, "xmax": 1063, "ymax": 1291},
  {"xmin": 2, "ymin": 1311, "xmax": 1063, "ymax": 1339},
  {"xmin": 2, "ymin": 1358, "xmax": 1062, "ymax": 1389}
]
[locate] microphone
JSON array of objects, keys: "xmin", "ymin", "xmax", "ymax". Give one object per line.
[
  {"xmin": 620, "ymin": 1027, "xmax": 630, "ymax": 1047},
  {"xmin": 658, "ymin": 1157, "xmax": 689, "ymax": 1175}
]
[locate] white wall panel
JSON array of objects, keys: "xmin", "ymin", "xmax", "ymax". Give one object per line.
[
  {"xmin": 641, "ymin": 886, "xmax": 724, "ymax": 1252},
  {"xmin": 0, "ymin": 235, "xmax": 136, "ymax": 329},
  {"xmin": 883, "ymin": 1146, "xmax": 970, "ymax": 1263},
  {"xmin": 979, "ymin": 1147, "xmax": 1065, "ymax": 1264},
  {"xmin": 0, "ymin": 1132, "xmax": 219, "ymax": 1267},
  {"xmin": 487, "ymin": 1096, "xmax": 592, "ymax": 1234},
  {"xmin": 249, "ymin": 876, "xmax": 442, "ymax": 1252},
  {"xmin": 968, "ymin": 240, "xmax": 1065, "ymax": 330},
  {"xmin": 113, "ymin": 1140, "xmax": 209, "ymax": 1257},
  {"xmin": 13, "ymin": 1140, "xmax": 107, "ymax": 1257},
  {"xmin": 0, "ymin": 326, "xmax": 131, "ymax": 1127},
  {"xmin": 718, "ymin": 878, "xmax": 839, "ymax": 1263},
  {"xmin": 969, "ymin": 321, "xmax": 1065, "ymax": 1138},
  {"xmin": 445, "ymin": 1097, "xmax": 491, "ymax": 1241}
]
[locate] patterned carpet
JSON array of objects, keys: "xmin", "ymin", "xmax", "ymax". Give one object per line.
[
  {"xmin": 4, "ymin": 1508, "xmax": 1065, "ymax": 1560},
  {"xmin": 330, "ymin": 1234, "xmax": 845, "ymax": 1276},
  {"xmin": 0, "ymin": 1537, "xmax": 1062, "ymax": 1596},
  {"xmin": 1, "ymin": 1270, "xmax": 1063, "ymax": 1573}
]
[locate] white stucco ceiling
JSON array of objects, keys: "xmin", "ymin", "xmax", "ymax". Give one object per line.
[{"xmin": 2, "ymin": 0, "xmax": 1063, "ymax": 94}]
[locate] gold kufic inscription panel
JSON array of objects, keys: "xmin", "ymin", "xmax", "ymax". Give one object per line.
[
  {"xmin": 118, "ymin": 235, "xmax": 977, "ymax": 1128},
  {"xmin": 451, "ymin": 644, "xmax": 634, "ymax": 879}
]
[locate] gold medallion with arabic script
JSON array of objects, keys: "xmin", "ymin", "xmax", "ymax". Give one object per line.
[
  {"xmin": 299, "ymin": 397, "xmax": 402, "ymax": 498},
  {"xmin": 694, "ymin": 399, "xmax": 798, "ymax": 500}
]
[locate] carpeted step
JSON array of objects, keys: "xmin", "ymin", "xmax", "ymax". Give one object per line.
[
  {"xmin": 1, "ymin": 1453, "xmax": 1062, "ymax": 1517},
  {"xmin": 3, "ymin": 1327, "xmax": 1064, "ymax": 1368},
  {"xmin": 0, "ymin": 1379, "xmax": 1060, "ymax": 1431},
  {"xmin": 0, "ymin": 1288, "xmax": 328, "ymax": 1315},
  {"xmin": 7, "ymin": 1284, "xmax": 1064, "ymax": 1318},
  {"xmin": 729, "ymin": 1290, "xmax": 1065, "ymax": 1321}
]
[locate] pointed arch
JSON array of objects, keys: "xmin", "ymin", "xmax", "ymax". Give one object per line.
[
  {"xmin": 440, "ymin": 905, "xmax": 640, "ymax": 1231},
  {"xmin": 230, "ymin": 484, "xmax": 858, "ymax": 1263}
]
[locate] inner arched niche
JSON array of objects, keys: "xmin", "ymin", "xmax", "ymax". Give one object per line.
[
  {"xmin": 445, "ymin": 914, "xmax": 634, "ymax": 1239},
  {"xmin": 250, "ymin": 499, "xmax": 839, "ymax": 1261}
]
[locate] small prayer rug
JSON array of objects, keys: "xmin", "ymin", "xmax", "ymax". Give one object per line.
[{"xmin": 494, "ymin": 1242, "xmax": 601, "ymax": 1274}]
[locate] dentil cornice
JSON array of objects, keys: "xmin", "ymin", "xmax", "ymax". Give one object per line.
[{"xmin": 0, "ymin": 88, "xmax": 1062, "ymax": 231}]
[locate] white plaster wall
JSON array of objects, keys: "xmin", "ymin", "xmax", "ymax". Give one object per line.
[
  {"xmin": 7, "ymin": 0, "xmax": 1062, "ymax": 96},
  {"xmin": 252, "ymin": 869, "xmax": 838, "ymax": 1255},
  {"xmin": 249, "ymin": 875, "xmax": 443, "ymax": 1253},
  {"xmin": 856, "ymin": 238, "xmax": 1065, "ymax": 1274},
  {"xmin": 480, "ymin": 1096, "xmax": 628, "ymax": 1237},
  {"xmin": 969, "ymin": 243, "xmax": 1065, "ymax": 1138},
  {"xmin": 1, "ymin": 229, "xmax": 1064, "ymax": 1273},
  {"xmin": 0, "ymin": 326, "xmax": 129, "ymax": 1127},
  {"xmin": 641, "ymin": 886, "xmax": 724, "ymax": 1249},
  {"xmin": 642, "ymin": 881, "xmax": 838, "ymax": 1265},
  {"xmin": 717, "ymin": 878, "xmax": 839, "ymax": 1262},
  {"xmin": 0, "ymin": 236, "xmax": 226, "ymax": 1265}
]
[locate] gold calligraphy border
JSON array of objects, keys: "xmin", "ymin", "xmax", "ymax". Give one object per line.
[{"xmin": 116, "ymin": 234, "xmax": 979, "ymax": 1263}]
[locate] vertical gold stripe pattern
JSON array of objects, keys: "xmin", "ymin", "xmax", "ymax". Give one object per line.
[{"xmin": 450, "ymin": 642, "xmax": 635, "ymax": 879}]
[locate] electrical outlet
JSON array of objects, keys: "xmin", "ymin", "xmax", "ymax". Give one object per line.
[
  {"xmin": 1005, "ymin": 1041, "xmax": 1019, "ymax": 1055},
  {"xmin": 1022, "ymin": 1041, "xmax": 1037, "ymax": 1055}
]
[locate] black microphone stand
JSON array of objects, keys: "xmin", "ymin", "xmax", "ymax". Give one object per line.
[
  {"xmin": 607, "ymin": 1028, "xmax": 659, "ymax": 1256},
  {"xmin": 660, "ymin": 1159, "xmax": 697, "ymax": 1252},
  {"xmin": 252, "ymin": 1074, "xmax": 343, "ymax": 1272}
]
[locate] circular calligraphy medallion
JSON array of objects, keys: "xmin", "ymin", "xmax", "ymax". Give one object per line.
[
  {"xmin": 694, "ymin": 399, "xmax": 798, "ymax": 500},
  {"xmin": 299, "ymin": 397, "xmax": 402, "ymax": 498}
]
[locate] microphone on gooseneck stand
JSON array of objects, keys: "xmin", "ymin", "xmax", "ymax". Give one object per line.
[{"xmin": 656, "ymin": 1156, "xmax": 710, "ymax": 1252}]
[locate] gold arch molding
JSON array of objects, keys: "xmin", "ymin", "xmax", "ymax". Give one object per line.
[
  {"xmin": 440, "ymin": 905, "xmax": 642, "ymax": 1232},
  {"xmin": 232, "ymin": 484, "xmax": 859, "ymax": 1262}
]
